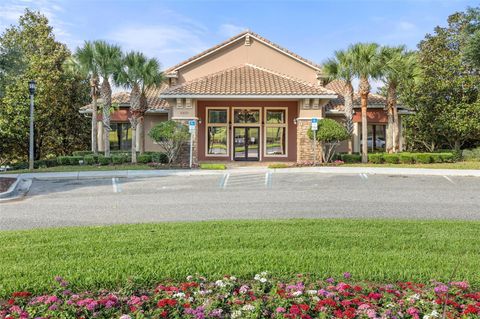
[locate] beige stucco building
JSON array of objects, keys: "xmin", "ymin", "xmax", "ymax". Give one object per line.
[{"xmin": 81, "ymin": 31, "xmax": 408, "ymax": 163}]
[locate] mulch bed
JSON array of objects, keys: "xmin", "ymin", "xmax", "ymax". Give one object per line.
[{"xmin": 0, "ymin": 177, "xmax": 16, "ymax": 193}]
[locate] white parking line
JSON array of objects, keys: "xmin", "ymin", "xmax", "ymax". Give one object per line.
[
  {"xmin": 222, "ymin": 173, "xmax": 230, "ymax": 189},
  {"xmin": 112, "ymin": 177, "xmax": 122, "ymax": 193},
  {"xmin": 443, "ymin": 175, "xmax": 455, "ymax": 185},
  {"xmin": 359, "ymin": 173, "xmax": 368, "ymax": 180}
]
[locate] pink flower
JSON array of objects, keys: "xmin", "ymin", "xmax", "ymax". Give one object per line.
[
  {"xmin": 434, "ymin": 284, "xmax": 449, "ymax": 294},
  {"xmin": 343, "ymin": 272, "xmax": 351, "ymax": 279},
  {"xmin": 450, "ymin": 281, "xmax": 469, "ymax": 290},
  {"xmin": 276, "ymin": 307, "xmax": 286, "ymax": 313}
]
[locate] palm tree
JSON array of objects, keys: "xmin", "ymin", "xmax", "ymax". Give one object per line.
[
  {"xmin": 115, "ymin": 51, "xmax": 164, "ymax": 163},
  {"xmin": 65, "ymin": 41, "xmax": 100, "ymax": 155},
  {"xmin": 323, "ymin": 49, "xmax": 355, "ymax": 154},
  {"xmin": 93, "ymin": 40, "xmax": 122, "ymax": 157},
  {"xmin": 380, "ymin": 46, "xmax": 419, "ymax": 153},
  {"xmin": 350, "ymin": 43, "xmax": 382, "ymax": 163}
]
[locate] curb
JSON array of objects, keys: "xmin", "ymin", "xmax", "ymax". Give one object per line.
[{"xmin": 0, "ymin": 178, "xmax": 32, "ymax": 202}]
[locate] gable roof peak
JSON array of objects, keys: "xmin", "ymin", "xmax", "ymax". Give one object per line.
[{"xmin": 165, "ymin": 30, "xmax": 321, "ymax": 74}]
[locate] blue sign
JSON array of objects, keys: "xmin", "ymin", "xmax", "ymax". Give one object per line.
[
  {"xmin": 188, "ymin": 120, "xmax": 196, "ymax": 127},
  {"xmin": 311, "ymin": 118, "xmax": 318, "ymax": 123}
]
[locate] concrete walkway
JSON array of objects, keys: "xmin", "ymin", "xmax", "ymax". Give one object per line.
[{"xmin": 1, "ymin": 166, "xmax": 480, "ymax": 180}]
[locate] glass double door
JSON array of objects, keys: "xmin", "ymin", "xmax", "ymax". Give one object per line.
[{"xmin": 234, "ymin": 127, "xmax": 259, "ymax": 161}]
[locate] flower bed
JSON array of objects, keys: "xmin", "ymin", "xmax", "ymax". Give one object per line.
[{"xmin": 1, "ymin": 274, "xmax": 479, "ymax": 318}]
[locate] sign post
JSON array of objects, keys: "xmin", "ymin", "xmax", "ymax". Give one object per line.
[
  {"xmin": 188, "ymin": 120, "xmax": 196, "ymax": 168},
  {"xmin": 311, "ymin": 118, "xmax": 318, "ymax": 165}
]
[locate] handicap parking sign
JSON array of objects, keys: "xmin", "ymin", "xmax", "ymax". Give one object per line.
[
  {"xmin": 311, "ymin": 118, "xmax": 318, "ymax": 130},
  {"xmin": 189, "ymin": 120, "xmax": 196, "ymax": 133}
]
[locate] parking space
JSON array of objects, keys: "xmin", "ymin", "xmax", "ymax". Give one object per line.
[{"xmin": 1, "ymin": 172, "xmax": 479, "ymax": 230}]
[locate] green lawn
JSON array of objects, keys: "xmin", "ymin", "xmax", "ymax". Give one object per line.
[
  {"xmin": 344, "ymin": 161, "xmax": 480, "ymax": 170},
  {"xmin": 0, "ymin": 219, "xmax": 479, "ymax": 297}
]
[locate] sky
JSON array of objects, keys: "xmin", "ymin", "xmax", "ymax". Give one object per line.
[{"xmin": 0, "ymin": 0, "xmax": 477, "ymax": 75}]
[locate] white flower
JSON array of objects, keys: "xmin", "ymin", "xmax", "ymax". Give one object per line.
[
  {"xmin": 260, "ymin": 278, "xmax": 267, "ymax": 283},
  {"xmin": 230, "ymin": 276, "xmax": 237, "ymax": 281},
  {"xmin": 173, "ymin": 292, "xmax": 186, "ymax": 299},
  {"xmin": 186, "ymin": 275, "xmax": 193, "ymax": 281},
  {"xmin": 307, "ymin": 290, "xmax": 317, "ymax": 295},
  {"xmin": 429, "ymin": 310, "xmax": 439, "ymax": 318},
  {"xmin": 215, "ymin": 280, "xmax": 226, "ymax": 287},
  {"xmin": 261, "ymin": 271, "xmax": 268, "ymax": 276},
  {"xmin": 312, "ymin": 296, "xmax": 320, "ymax": 302},
  {"xmin": 292, "ymin": 291, "xmax": 303, "ymax": 297},
  {"xmin": 254, "ymin": 274, "xmax": 261, "ymax": 280},
  {"xmin": 242, "ymin": 304, "xmax": 255, "ymax": 311},
  {"xmin": 232, "ymin": 310, "xmax": 242, "ymax": 318}
]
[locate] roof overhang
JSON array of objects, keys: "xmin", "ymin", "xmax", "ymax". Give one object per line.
[{"xmin": 160, "ymin": 94, "xmax": 337, "ymax": 99}]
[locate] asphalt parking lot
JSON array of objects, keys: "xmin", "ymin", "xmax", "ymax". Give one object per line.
[{"xmin": 1, "ymin": 172, "xmax": 479, "ymax": 230}]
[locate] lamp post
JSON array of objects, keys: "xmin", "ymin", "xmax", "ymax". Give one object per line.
[{"xmin": 28, "ymin": 80, "xmax": 36, "ymax": 170}]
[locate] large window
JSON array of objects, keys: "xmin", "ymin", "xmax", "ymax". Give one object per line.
[
  {"xmin": 234, "ymin": 109, "xmax": 260, "ymax": 124},
  {"xmin": 264, "ymin": 109, "xmax": 287, "ymax": 156},
  {"xmin": 360, "ymin": 124, "xmax": 386, "ymax": 151},
  {"xmin": 206, "ymin": 108, "xmax": 229, "ymax": 156},
  {"xmin": 109, "ymin": 123, "xmax": 132, "ymax": 151}
]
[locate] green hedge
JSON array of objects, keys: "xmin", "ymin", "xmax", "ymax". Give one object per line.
[
  {"xmin": 69, "ymin": 156, "xmax": 84, "ymax": 165},
  {"xmin": 383, "ymin": 154, "xmax": 400, "ymax": 164},
  {"xmin": 341, "ymin": 154, "xmax": 362, "ymax": 163},
  {"xmin": 368, "ymin": 153, "xmax": 384, "ymax": 164},
  {"xmin": 137, "ymin": 154, "xmax": 152, "ymax": 164},
  {"xmin": 414, "ymin": 153, "xmax": 432, "ymax": 164},
  {"xmin": 112, "ymin": 155, "xmax": 127, "ymax": 164},
  {"xmin": 83, "ymin": 155, "xmax": 97, "ymax": 165},
  {"xmin": 98, "ymin": 156, "xmax": 111, "ymax": 166}
]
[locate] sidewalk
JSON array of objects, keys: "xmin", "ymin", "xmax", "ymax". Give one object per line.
[{"xmin": 1, "ymin": 166, "xmax": 480, "ymax": 180}]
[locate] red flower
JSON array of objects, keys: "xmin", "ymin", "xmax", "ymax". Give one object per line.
[
  {"xmin": 160, "ymin": 310, "xmax": 168, "ymax": 318},
  {"xmin": 11, "ymin": 292, "xmax": 31, "ymax": 298},
  {"xmin": 299, "ymin": 304, "xmax": 309, "ymax": 311}
]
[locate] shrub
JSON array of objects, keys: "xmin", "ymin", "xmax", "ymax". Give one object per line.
[
  {"xmin": 430, "ymin": 153, "xmax": 443, "ymax": 163},
  {"xmin": 83, "ymin": 155, "xmax": 97, "ymax": 165},
  {"xmin": 383, "ymin": 154, "xmax": 400, "ymax": 164},
  {"xmin": 33, "ymin": 159, "xmax": 57, "ymax": 168},
  {"xmin": 149, "ymin": 120, "xmax": 190, "ymax": 164},
  {"xmin": 72, "ymin": 151, "xmax": 93, "ymax": 157},
  {"xmin": 12, "ymin": 162, "xmax": 28, "ymax": 170},
  {"xmin": 150, "ymin": 152, "xmax": 168, "ymax": 164},
  {"xmin": 341, "ymin": 154, "xmax": 361, "ymax": 163},
  {"xmin": 199, "ymin": 163, "xmax": 227, "ymax": 170},
  {"xmin": 57, "ymin": 156, "xmax": 71, "ymax": 165},
  {"xmin": 414, "ymin": 153, "xmax": 432, "ymax": 164},
  {"xmin": 68, "ymin": 156, "xmax": 83, "ymax": 165},
  {"xmin": 137, "ymin": 154, "xmax": 152, "ymax": 164},
  {"xmin": 439, "ymin": 153, "xmax": 455, "ymax": 163},
  {"xmin": 98, "ymin": 156, "xmax": 111, "ymax": 166},
  {"xmin": 462, "ymin": 147, "xmax": 480, "ymax": 161},
  {"xmin": 307, "ymin": 119, "xmax": 350, "ymax": 162},
  {"xmin": 368, "ymin": 153, "xmax": 384, "ymax": 164},
  {"xmin": 111, "ymin": 155, "xmax": 126, "ymax": 164},
  {"xmin": 399, "ymin": 153, "xmax": 414, "ymax": 164}
]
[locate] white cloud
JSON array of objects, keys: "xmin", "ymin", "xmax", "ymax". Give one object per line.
[
  {"xmin": 218, "ymin": 23, "xmax": 245, "ymax": 38},
  {"xmin": 397, "ymin": 21, "xmax": 416, "ymax": 31},
  {"xmin": 108, "ymin": 24, "xmax": 210, "ymax": 69}
]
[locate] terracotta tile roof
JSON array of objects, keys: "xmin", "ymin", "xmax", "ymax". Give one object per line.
[
  {"xmin": 165, "ymin": 30, "xmax": 321, "ymax": 74},
  {"xmin": 80, "ymin": 84, "xmax": 169, "ymax": 112},
  {"xmin": 325, "ymin": 79, "xmax": 387, "ymax": 112},
  {"xmin": 161, "ymin": 64, "xmax": 336, "ymax": 97}
]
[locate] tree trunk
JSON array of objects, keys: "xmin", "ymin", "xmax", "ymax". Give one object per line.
[
  {"xmin": 393, "ymin": 105, "xmax": 399, "ymax": 152},
  {"xmin": 91, "ymin": 78, "xmax": 98, "ymax": 155},
  {"xmin": 385, "ymin": 82, "xmax": 396, "ymax": 153},
  {"xmin": 344, "ymin": 81, "xmax": 354, "ymax": 154},
  {"xmin": 359, "ymin": 77, "xmax": 370, "ymax": 163},
  {"xmin": 101, "ymin": 79, "xmax": 112, "ymax": 157},
  {"xmin": 138, "ymin": 118, "xmax": 145, "ymax": 154},
  {"xmin": 454, "ymin": 139, "xmax": 461, "ymax": 152},
  {"xmin": 130, "ymin": 118, "xmax": 137, "ymax": 164}
]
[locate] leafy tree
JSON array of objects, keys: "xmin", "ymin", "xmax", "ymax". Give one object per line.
[
  {"xmin": 379, "ymin": 46, "xmax": 419, "ymax": 153},
  {"xmin": 323, "ymin": 49, "xmax": 355, "ymax": 153},
  {"xmin": 308, "ymin": 119, "xmax": 350, "ymax": 162},
  {"xmin": 115, "ymin": 51, "xmax": 164, "ymax": 163},
  {"xmin": 350, "ymin": 43, "xmax": 382, "ymax": 162},
  {"xmin": 400, "ymin": 8, "xmax": 480, "ymax": 151},
  {"xmin": 93, "ymin": 40, "xmax": 122, "ymax": 158},
  {"xmin": 148, "ymin": 120, "xmax": 189, "ymax": 164},
  {"xmin": 0, "ymin": 9, "xmax": 89, "ymax": 163}
]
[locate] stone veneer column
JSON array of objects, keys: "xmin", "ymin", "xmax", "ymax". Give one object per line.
[{"xmin": 296, "ymin": 119, "xmax": 323, "ymax": 163}]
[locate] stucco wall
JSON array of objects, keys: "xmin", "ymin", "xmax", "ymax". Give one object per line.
[
  {"xmin": 177, "ymin": 37, "xmax": 319, "ymax": 85},
  {"xmin": 143, "ymin": 113, "xmax": 168, "ymax": 152}
]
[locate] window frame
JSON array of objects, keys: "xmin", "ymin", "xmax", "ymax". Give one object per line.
[
  {"xmin": 263, "ymin": 107, "xmax": 288, "ymax": 158},
  {"xmin": 205, "ymin": 107, "xmax": 230, "ymax": 157}
]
